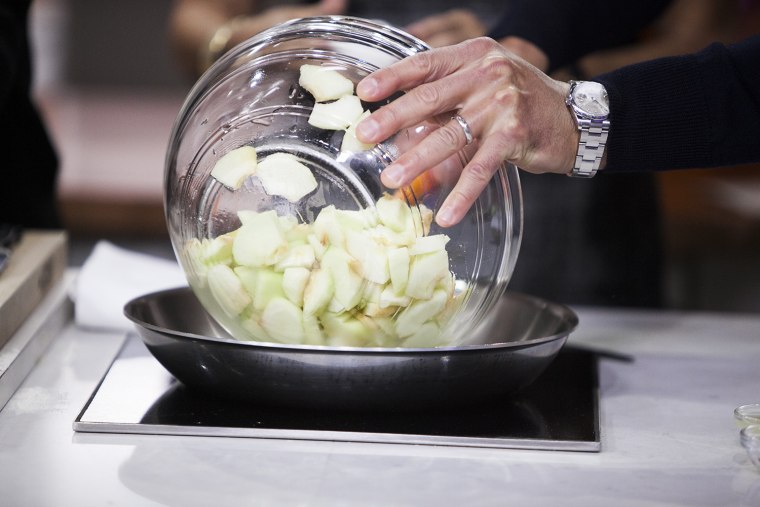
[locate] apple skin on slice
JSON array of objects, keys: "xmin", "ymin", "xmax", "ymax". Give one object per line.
[
  {"xmin": 210, "ymin": 145, "xmax": 258, "ymax": 190},
  {"xmin": 299, "ymin": 64, "xmax": 354, "ymax": 102},
  {"xmin": 207, "ymin": 264, "xmax": 252, "ymax": 317}
]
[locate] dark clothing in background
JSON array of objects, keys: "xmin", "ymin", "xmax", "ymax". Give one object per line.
[
  {"xmin": 492, "ymin": 0, "xmax": 760, "ymax": 174},
  {"xmin": 490, "ymin": 0, "xmax": 670, "ymax": 307},
  {"xmin": 0, "ymin": 1, "xmax": 60, "ymax": 228},
  {"xmin": 597, "ymin": 36, "xmax": 760, "ymax": 172}
]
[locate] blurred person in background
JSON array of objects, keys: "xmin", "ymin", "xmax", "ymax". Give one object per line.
[
  {"xmin": 168, "ymin": 0, "xmax": 719, "ymax": 308},
  {"xmin": 0, "ymin": 0, "xmax": 60, "ymax": 228}
]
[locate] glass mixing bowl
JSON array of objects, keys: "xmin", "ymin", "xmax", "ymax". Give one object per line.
[{"xmin": 164, "ymin": 16, "xmax": 522, "ymax": 348}]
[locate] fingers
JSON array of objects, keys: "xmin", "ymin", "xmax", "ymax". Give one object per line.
[
  {"xmin": 356, "ymin": 43, "xmax": 470, "ymax": 103},
  {"xmin": 380, "ymin": 115, "xmax": 474, "ymax": 188},
  {"xmin": 356, "ymin": 69, "xmax": 473, "ymax": 144},
  {"xmin": 436, "ymin": 135, "xmax": 508, "ymax": 227}
]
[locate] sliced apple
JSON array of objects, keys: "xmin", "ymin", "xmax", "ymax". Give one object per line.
[
  {"xmin": 250, "ymin": 268, "xmax": 286, "ymax": 312},
  {"xmin": 232, "ymin": 210, "xmax": 287, "ymax": 267},
  {"xmin": 282, "ymin": 266, "xmax": 311, "ymax": 306},
  {"xmin": 308, "ymin": 95, "xmax": 364, "ymax": 130},
  {"xmin": 405, "ymin": 249, "xmax": 450, "ymax": 299},
  {"xmin": 302, "ymin": 268, "xmax": 334, "ymax": 315},
  {"xmin": 341, "ymin": 110, "xmax": 375, "ymax": 154},
  {"xmin": 207, "ymin": 264, "xmax": 252, "ymax": 317},
  {"xmin": 302, "ymin": 313, "xmax": 325, "ymax": 345},
  {"xmin": 274, "ymin": 242, "xmax": 316, "ymax": 271},
  {"xmin": 239, "ymin": 314, "xmax": 271, "ymax": 341},
  {"xmin": 255, "ymin": 152, "xmax": 317, "ymax": 203},
  {"xmin": 320, "ymin": 312, "xmax": 369, "ymax": 347},
  {"xmin": 394, "ymin": 289, "xmax": 448, "ymax": 338},
  {"xmin": 376, "ymin": 194, "xmax": 412, "ymax": 233},
  {"xmin": 210, "ymin": 145, "xmax": 258, "ymax": 190},
  {"xmin": 408, "ymin": 234, "xmax": 450, "ymax": 256},
  {"xmin": 321, "ymin": 246, "xmax": 364, "ymax": 311},
  {"xmin": 387, "ymin": 246, "xmax": 410, "ymax": 295},
  {"xmin": 345, "ymin": 229, "xmax": 389, "ymax": 284},
  {"xmin": 299, "ymin": 64, "xmax": 354, "ymax": 102},
  {"xmin": 401, "ymin": 321, "xmax": 444, "ymax": 348},
  {"xmin": 261, "ymin": 297, "xmax": 304, "ymax": 344}
]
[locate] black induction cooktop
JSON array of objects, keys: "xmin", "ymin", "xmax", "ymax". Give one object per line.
[{"xmin": 74, "ymin": 334, "xmax": 600, "ymax": 451}]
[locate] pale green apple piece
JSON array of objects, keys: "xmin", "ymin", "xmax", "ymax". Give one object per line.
[
  {"xmin": 274, "ymin": 242, "xmax": 316, "ymax": 271},
  {"xmin": 261, "ymin": 297, "xmax": 305, "ymax": 344},
  {"xmin": 239, "ymin": 314, "xmax": 271, "ymax": 341},
  {"xmin": 298, "ymin": 64, "xmax": 354, "ymax": 102},
  {"xmin": 395, "ymin": 289, "xmax": 448, "ymax": 338},
  {"xmin": 302, "ymin": 313, "xmax": 325, "ymax": 345},
  {"xmin": 313, "ymin": 205, "xmax": 345, "ymax": 248},
  {"xmin": 376, "ymin": 194, "xmax": 412, "ymax": 233},
  {"xmin": 401, "ymin": 321, "xmax": 445, "ymax": 348},
  {"xmin": 251, "ymin": 268, "xmax": 285, "ymax": 312},
  {"xmin": 340, "ymin": 110, "xmax": 375, "ymax": 154},
  {"xmin": 408, "ymin": 234, "xmax": 450, "ymax": 256},
  {"xmin": 232, "ymin": 210, "xmax": 287, "ymax": 267},
  {"xmin": 345, "ymin": 229, "xmax": 389, "ymax": 284},
  {"xmin": 321, "ymin": 246, "xmax": 364, "ymax": 311},
  {"xmin": 387, "ymin": 246, "xmax": 410, "ymax": 295},
  {"xmin": 256, "ymin": 152, "xmax": 318, "ymax": 203},
  {"xmin": 302, "ymin": 268, "xmax": 334, "ymax": 315},
  {"xmin": 210, "ymin": 145, "xmax": 258, "ymax": 190},
  {"xmin": 379, "ymin": 284, "xmax": 411, "ymax": 309},
  {"xmin": 405, "ymin": 249, "xmax": 450, "ymax": 299},
  {"xmin": 336, "ymin": 207, "xmax": 378, "ymax": 230},
  {"xmin": 308, "ymin": 95, "xmax": 364, "ymax": 130},
  {"xmin": 320, "ymin": 312, "xmax": 370, "ymax": 347},
  {"xmin": 411, "ymin": 203, "xmax": 433, "ymax": 236},
  {"xmin": 207, "ymin": 264, "xmax": 252, "ymax": 317},
  {"xmin": 307, "ymin": 233, "xmax": 327, "ymax": 261},
  {"xmin": 282, "ymin": 266, "xmax": 311, "ymax": 306},
  {"xmin": 233, "ymin": 265, "xmax": 259, "ymax": 299}
]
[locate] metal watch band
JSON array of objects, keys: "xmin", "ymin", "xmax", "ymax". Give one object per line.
[{"xmin": 572, "ymin": 117, "xmax": 609, "ymax": 178}]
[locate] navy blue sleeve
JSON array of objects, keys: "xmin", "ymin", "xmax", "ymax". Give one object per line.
[
  {"xmin": 596, "ymin": 35, "xmax": 760, "ymax": 172},
  {"xmin": 488, "ymin": 0, "xmax": 672, "ymax": 72}
]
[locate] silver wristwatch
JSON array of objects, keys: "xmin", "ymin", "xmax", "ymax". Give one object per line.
[{"xmin": 566, "ymin": 80, "xmax": 610, "ymax": 178}]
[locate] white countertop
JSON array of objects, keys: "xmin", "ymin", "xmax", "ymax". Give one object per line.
[{"xmin": 1, "ymin": 282, "xmax": 759, "ymax": 506}]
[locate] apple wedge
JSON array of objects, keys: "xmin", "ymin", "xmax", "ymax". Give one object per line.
[
  {"xmin": 206, "ymin": 264, "xmax": 252, "ymax": 317},
  {"xmin": 232, "ymin": 210, "xmax": 287, "ymax": 267},
  {"xmin": 308, "ymin": 95, "xmax": 364, "ymax": 130},
  {"xmin": 340, "ymin": 110, "xmax": 375, "ymax": 154},
  {"xmin": 299, "ymin": 64, "xmax": 354, "ymax": 102},
  {"xmin": 256, "ymin": 152, "xmax": 318, "ymax": 203},
  {"xmin": 210, "ymin": 145, "xmax": 258, "ymax": 190},
  {"xmin": 261, "ymin": 297, "xmax": 304, "ymax": 344}
]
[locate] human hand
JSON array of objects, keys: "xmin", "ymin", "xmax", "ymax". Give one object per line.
[
  {"xmin": 404, "ymin": 9, "xmax": 486, "ymax": 47},
  {"xmin": 355, "ymin": 37, "xmax": 577, "ymax": 227}
]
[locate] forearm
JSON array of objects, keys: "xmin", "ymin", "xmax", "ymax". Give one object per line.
[{"xmin": 598, "ymin": 35, "xmax": 760, "ymax": 172}]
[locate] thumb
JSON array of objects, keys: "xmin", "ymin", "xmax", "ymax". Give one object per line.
[{"xmin": 315, "ymin": 0, "xmax": 348, "ymax": 15}]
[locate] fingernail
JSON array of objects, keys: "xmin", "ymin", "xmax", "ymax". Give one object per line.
[
  {"xmin": 436, "ymin": 205, "xmax": 455, "ymax": 227},
  {"xmin": 357, "ymin": 77, "xmax": 378, "ymax": 98},
  {"xmin": 381, "ymin": 164, "xmax": 404, "ymax": 187},
  {"xmin": 356, "ymin": 117, "xmax": 380, "ymax": 142}
]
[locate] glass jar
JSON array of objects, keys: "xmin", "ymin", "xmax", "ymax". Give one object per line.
[{"xmin": 164, "ymin": 16, "xmax": 522, "ymax": 347}]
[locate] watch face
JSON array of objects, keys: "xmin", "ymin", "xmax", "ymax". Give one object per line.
[{"xmin": 572, "ymin": 81, "xmax": 609, "ymax": 118}]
